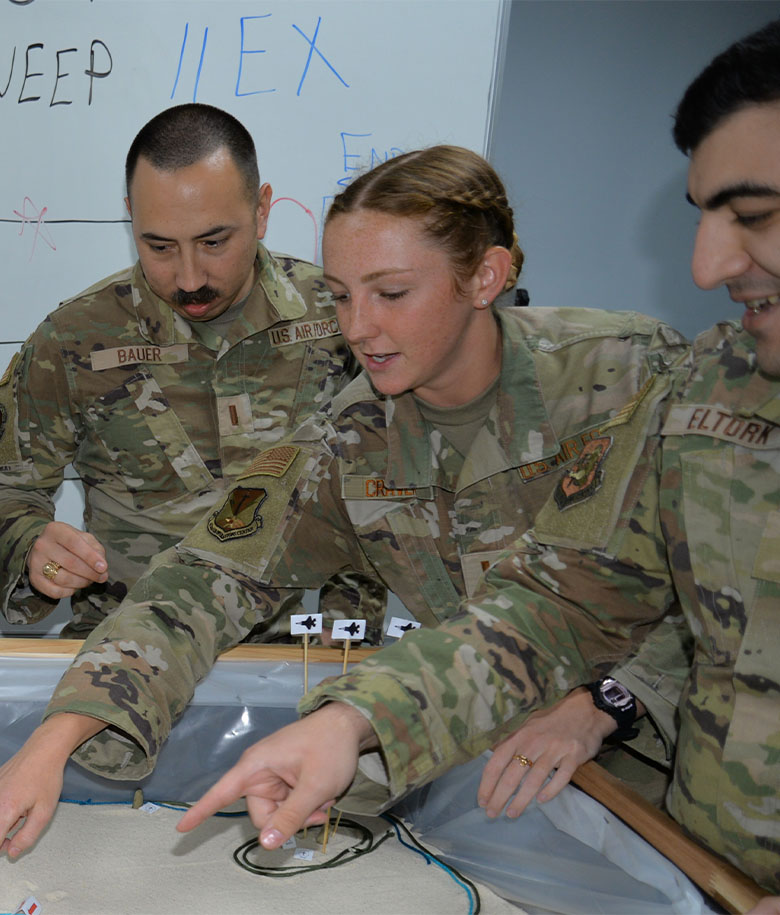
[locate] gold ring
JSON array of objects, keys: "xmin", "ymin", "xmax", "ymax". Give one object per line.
[
  {"xmin": 42, "ymin": 560, "xmax": 62, "ymax": 581},
  {"xmin": 512, "ymin": 754, "xmax": 532, "ymax": 767}
]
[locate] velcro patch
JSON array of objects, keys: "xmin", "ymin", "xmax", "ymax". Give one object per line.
[
  {"xmin": 663, "ymin": 404, "xmax": 780, "ymax": 450},
  {"xmin": 239, "ymin": 445, "xmax": 300, "ymax": 480},
  {"xmin": 90, "ymin": 343, "xmax": 189, "ymax": 371},
  {"xmin": 554, "ymin": 435, "xmax": 613, "ymax": 510},
  {"xmin": 342, "ymin": 475, "xmax": 417, "ymax": 500},
  {"xmin": 207, "ymin": 486, "xmax": 267, "ymax": 541},
  {"xmin": 268, "ymin": 318, "xmax": 340, "ymax": 348},
  {"xmin": 217, "ymin": 393, "xmax": 253, "ymax": 436}
]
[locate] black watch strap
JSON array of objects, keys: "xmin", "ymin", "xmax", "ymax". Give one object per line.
[{"xmin": 585, "ymin": 677, "xmax": 639, "ymax": 742}]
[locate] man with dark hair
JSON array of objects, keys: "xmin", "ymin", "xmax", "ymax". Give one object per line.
[
  {"xmin": 0, "ymin": 103, "xmax": 381, "ymax": 637},
  {"xmin": 161, "ymin": 21, "xmax": 780, "ymax": 907}
]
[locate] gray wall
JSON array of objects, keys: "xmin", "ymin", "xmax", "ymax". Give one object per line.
[{"xmin": 491, "ymin": 1, "xmax": 780, "ymax": 339}]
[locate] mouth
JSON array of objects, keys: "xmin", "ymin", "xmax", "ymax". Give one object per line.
[{"xmin": 744, "ymin": 294, "xmax": 780, "ymax": 315}]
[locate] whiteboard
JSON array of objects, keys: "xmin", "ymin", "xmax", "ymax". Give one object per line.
[
  {"xmin": 0, "ymin": 0, "xmax": 508, "ymax": 348},
  {"xmin": 0, "ymin": 0, "xmax": 507, "ymax": 634}
]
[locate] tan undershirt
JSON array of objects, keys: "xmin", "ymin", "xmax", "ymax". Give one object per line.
[{"xmin": 415, "ymin": 376, "xmax": 499, "ymax": 458}]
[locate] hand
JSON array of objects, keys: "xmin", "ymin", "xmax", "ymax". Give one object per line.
[
  {"xmin": 177, "ymin": 703, "xmax": 376, "ymax": 848},
  {"xmin": 27, "ymin": 521, "xmax": 108, "ymax": 599},
  {"xmin": 478, "ymin": 687, "xmax": 617, "ymax": 818},
  {"xmin": 748, "ymin": 899, "xmax": 780, "ymax": 914},
  {"xmin": 0, "ymin": 714, "xmax": 106, "ymax": 858}
]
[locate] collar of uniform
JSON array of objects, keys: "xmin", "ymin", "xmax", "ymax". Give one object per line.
[
  {"xmin": 129, "ymin": 244, "xmax": 309, "ymax": 349},
  {"xmin": 197, "ymin": 244, "xmax": 311, "ymax": 353},
  {"xmin": 691, "ymin": 324, "xmax": 780, "ymax": 426},
  {"xmin": 129, "ymin": 261, "xmax": 180, "ymax": 346},
  {"xmin": 382, "ymin": 309, "xmax": 560, "ymax": 491}
]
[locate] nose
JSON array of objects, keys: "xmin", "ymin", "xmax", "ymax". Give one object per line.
[
  {"xmin": 175, "ymin": 248, "xmax": 208, "ymax": 292},
  {"xmin": 337, "ymin": 294, "xmax": 378, "ymax": 346},
  {"xmin": 691, "ymin": 213, "xmax": 752, "ymax": 290}
]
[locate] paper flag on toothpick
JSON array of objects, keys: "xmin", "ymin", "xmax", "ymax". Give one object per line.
[
  {"xmin": 386, "ymin": 617, "xmax": 422, "ymax": 639},
  {"xmin": 331, "ymin": 619, "xmax": 366, "ymax": 641},
  {"xmin": 290, "ymin": 613, "xmax": 323, "ymax": 635}
]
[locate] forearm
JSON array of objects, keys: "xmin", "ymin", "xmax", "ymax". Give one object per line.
[
  {"xmin": 301, "ymin": 541, "xmax": 672, "ymax": 808},
  {"xmin": 44, "ymin": 549, "xmax": 289, "ymax": 778}
]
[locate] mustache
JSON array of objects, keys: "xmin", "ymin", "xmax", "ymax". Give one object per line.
[{"xmin": 172, "ymin": 286, "xmax": 219, "ymax": 306}]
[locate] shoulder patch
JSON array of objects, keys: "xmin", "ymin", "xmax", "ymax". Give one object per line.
[
  {"xmin": 239, "ymin": 445, "xmax": 300, "ymax": 479},
  {"xmin": 554, "ymin": 436, "xmax": 612, "ymax": 510},
  {"xmin": 207, "ymin": 486, "xmax": 267, "ymax": 541}
]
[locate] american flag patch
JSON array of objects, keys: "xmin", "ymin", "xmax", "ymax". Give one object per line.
[{"xmin": 239, "ymin": 445, "xmax": 300, "ymax": 479}]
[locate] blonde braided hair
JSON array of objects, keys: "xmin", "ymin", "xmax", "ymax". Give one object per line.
[{"xmin": 326, "ymin": 146, "xmax": 523, "ymax": 295}]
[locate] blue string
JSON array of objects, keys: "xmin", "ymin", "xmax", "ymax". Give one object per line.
[
  {"xmin": 381, "ymin": 814, "xmax": 476, "ymax": 915},
  {"xmin": 59, "ymin": 797, "xmax": 247, "ymax": 817}
]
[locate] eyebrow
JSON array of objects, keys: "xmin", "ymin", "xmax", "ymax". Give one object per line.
[
  {"xmin": 140, "ymin": 225, "xmax": 233, "ymax": 242},
  {"xmin": 324, "ymin": 267, "xmax": 412, "ymax": 284},
  {"xmin": 686, "ymin": 182, "xmax": 780, "ymax": 211}
]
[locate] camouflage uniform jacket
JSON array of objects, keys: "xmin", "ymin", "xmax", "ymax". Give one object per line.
[
  {"xmin": 43, "ymin": 306, "xmax": 687, "ymax": 778},
  {"xmin": 0, "ymin": 243, "xmax": 355, "ymax": 634},
  {"xmin": 301, "ymin": 322, "xmax": 779, "ymax": 894}
]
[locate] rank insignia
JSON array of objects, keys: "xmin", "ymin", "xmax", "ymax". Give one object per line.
[
  {"xmin": 554, "ymin": 435, "xmax": 612, "ymax": 510},
  {"xmin": 0, "ymin": 404, "xmax": 6, "ymax": 442},
  {"xmin": 207, "ymin": 486, "xmax": 267, "ymax": 541}
]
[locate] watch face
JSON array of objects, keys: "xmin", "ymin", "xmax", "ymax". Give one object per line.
[{"xmin": 601, "ymin": 679, "xmax": 634, "ymax": 710}]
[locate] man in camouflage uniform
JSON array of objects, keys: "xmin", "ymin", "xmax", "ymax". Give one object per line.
[
  {"xmin": 0, "ymin": 103, "xmax": 379, "ymax": 637},
  {"xmin": 0, "ymin": 302, "xmax": 687, "ymax": 848},
  {"xmin": 169, "ymin": 21, "xmax": 780, "ymax": 901}
]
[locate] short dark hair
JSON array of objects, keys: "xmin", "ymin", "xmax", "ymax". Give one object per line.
[
  {"xmin": 326, "ymin": 145, "xmax": 524, "ymax": 294},
  {"xmin": 125, "ymin": 103, "xmax": 260, "ymax": 201},
  {"xmin": 674, "ymin": 18, "xmax": 780, "ymax": 155}
]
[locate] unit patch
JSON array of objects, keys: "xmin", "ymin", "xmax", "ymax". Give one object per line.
[
  {"xmin": 207, "ymin": 486, "xmax": 267, "ymax": 541},
  {"xmin": 268, "ymin": 318, "xmax": 340, "ymax": 348},
  {"xmin": 554, "ymin": 435, "xmax": 613, "ymax": 510},
  {"xmin": 238, "ymin": 445, "xmax": 300, "ymax": 480}
]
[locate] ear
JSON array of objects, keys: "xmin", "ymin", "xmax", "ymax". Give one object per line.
[
  {"xmin": 473, "ymin": 246, "xmax": 513, "ymax": 309},
  {"xmin": 256, "ymin": 183, "xmax": 272, "ymax": 240},
  {"xmin": 124, "ymin": 196, "xmax": 132, "ymax": 218}
]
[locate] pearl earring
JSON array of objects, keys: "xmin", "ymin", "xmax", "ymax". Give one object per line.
[{"xmin": 481, "ymin": 298, "xmax": 489, "ymax": 306}]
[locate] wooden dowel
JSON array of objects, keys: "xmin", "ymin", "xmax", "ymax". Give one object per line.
[{"xmin": 571, "ymin": 760, "xmax": 765, "ymax": 914}]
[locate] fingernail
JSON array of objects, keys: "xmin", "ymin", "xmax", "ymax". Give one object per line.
[
  {"xmin": 96, "ymin": 561, "xmax": 107, "ymax": 572},
  {"xmin": 261, "ymin": 829, "xmax": 283, "ymax": 849}
]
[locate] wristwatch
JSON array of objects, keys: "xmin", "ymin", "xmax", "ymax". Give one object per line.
[{"xmin": 585, "ymin": 676, "xmax": 639, "ymax": 742}]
